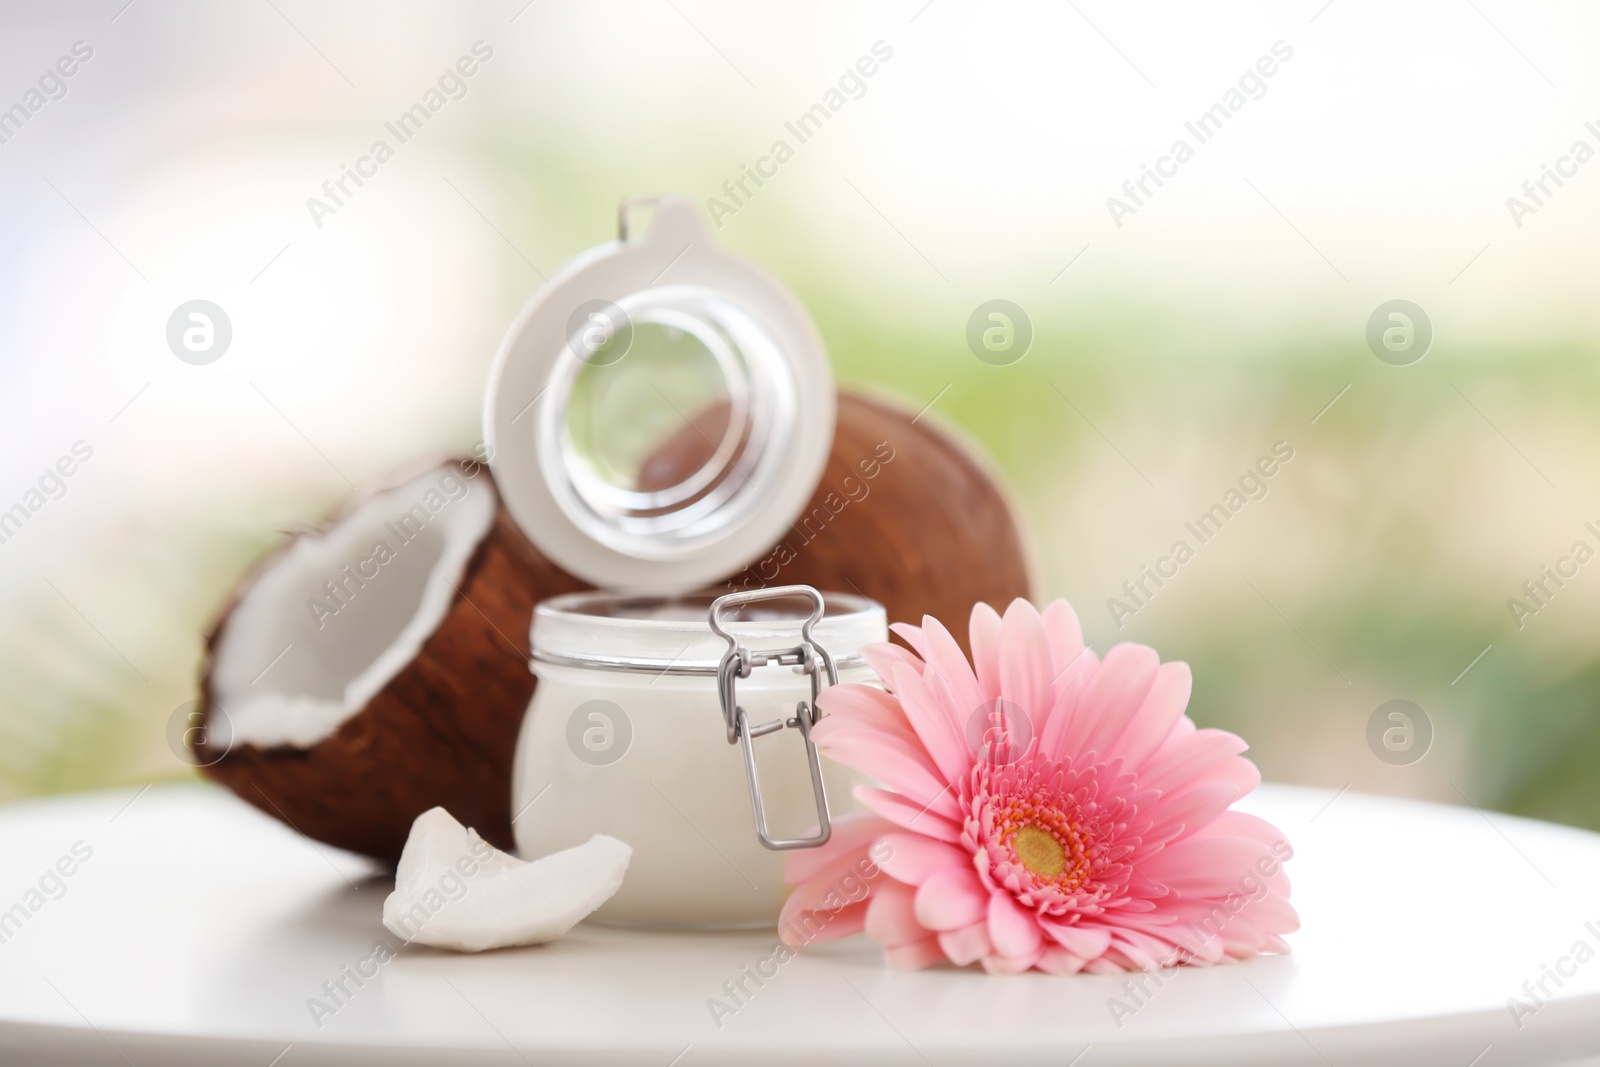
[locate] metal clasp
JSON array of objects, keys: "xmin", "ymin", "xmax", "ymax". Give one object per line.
[{"xmin": 709, "ymin": 585, "xmax": 837, "ymax": 851}]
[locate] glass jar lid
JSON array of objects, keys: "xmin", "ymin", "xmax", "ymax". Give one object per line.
[{"xmin": 484, "ymin": 197, "xmax": 836, "ymax": 593}]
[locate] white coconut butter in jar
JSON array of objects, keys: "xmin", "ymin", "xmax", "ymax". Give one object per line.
[{"xmin": 513, "ymin": 587, "xmax": 884, "ymax": 928}]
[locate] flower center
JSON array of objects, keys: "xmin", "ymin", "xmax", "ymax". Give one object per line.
[
  {"xmin": 1012, "ymin": 824, "xmax": 1065, "ymax": 878},
  {"xmin": 996, "ymin": 800, "xmax": 1094, "ymax": 891},
  {"xmin": 976, "ymin": 758, "xmax": 1118, "ymax": 898}
]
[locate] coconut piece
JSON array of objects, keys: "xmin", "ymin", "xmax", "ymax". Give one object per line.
[
  {"xmin": 382, "ymin": 807, "xmax": 631, "ymax": 952},
  {"xmin": 197, "ymin": 457, "xmax": 589, "ymax": 862}
]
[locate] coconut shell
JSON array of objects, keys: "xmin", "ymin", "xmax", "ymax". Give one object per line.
[
  {"xmin": 640, "ymin": 390, "xmax": 1033, "ymax": 649},
  {"xmin": 197, "ymin": 459, "xmax": 589, "ymax": 863},
  {"xmin": 722, "ymin": 392, "xmax": 1032, "ymax": 649}
]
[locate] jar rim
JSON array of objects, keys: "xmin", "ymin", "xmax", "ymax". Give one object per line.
[{"xmin": 531, "ymin": 589, "xmax": 886, "ymax": 675}]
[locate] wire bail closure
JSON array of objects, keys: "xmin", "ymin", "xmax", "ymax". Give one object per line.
[{"xmin": 709, "ymin": 585, "xmax": 837, "ymax": 851}]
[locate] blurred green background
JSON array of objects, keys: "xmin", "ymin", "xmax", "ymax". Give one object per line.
[{"xmin": 2, "ymin": 1, "xmax": 1598, "ymax": 830}]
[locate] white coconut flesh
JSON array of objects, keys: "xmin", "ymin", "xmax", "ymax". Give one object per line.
[
  {"xmin": 207, "ymin": 464, "xmax": 497, "ymax": 751},
  {"xmin": 383, "ymin": 807, "xmax": 631, "ymax": 952}
]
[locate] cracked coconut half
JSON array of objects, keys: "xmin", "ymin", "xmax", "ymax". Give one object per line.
[{"xmin": 196, "ymin": 457, "xmax": 588, "ymax": 863}]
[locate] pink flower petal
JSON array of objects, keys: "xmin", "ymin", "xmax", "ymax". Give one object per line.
[
  {"xmin": 1037, "ymin": 946, "xmax": 1090, "ymax": 975},
  {"xmin": 1106, "ymin": 933, "xmax": 1163, "ymax": 971},
  {"xmin": 1069, "ymin": 643, "xmax": 1161, "ymax": 763},
  {"xmin": 816, "ymin": 683, "xmax": 914, "ymax": 739},
  {"xmin": 1113, "ymin": 661, "xmax": 1194, "ymax": 772},
  {"xmin": 890, "ymin": 663, "xmax": 973, "ymax": 782},
  {"xmin": 784, "ymin": 850, "xmax": 881, "ymax": 913},
  {"xmin": 862, "ymin": 641, "xmax": 924, "ymax": 689},
  {"xmin": 999, "ymin": 599, "xmax": 1055, "ymax": 734},
  {"xmin": 981, "ymin": 951, "xmax": 1042, "ymax": 974},
  {"xmin": 968, "ymin": 601, "xmax": 1003, "ymax": 700},
  {"xmin": 1040, "ymin": 920, "xmax": 1113, "ymax": 960},
  {"xmin": 1141, "ymin": 835, "xmax": 1276, "ymax": 897},
  {"xmin": 877, "ymin": 832, "xmax": 970, "ymax": 887},
  {"xmin": 783, "ymin": 811, "xmax": 895, "ymax": 884},
  {"xmin": 1148, "ymin": 782, "xmax": 1243, "ymax": 845},
  {"xmin": 1193, "ymin": 819, "xmax": 1288, "ymax": 874},
  {"xmin": 1141, "ymin": 728, "xmax": 1249, "ymax": 795},
  {"xmin": 914, "ymin": 866, "xmax": 988, "ymax": 931},
  {"xmin": 1196, "ymin": 754, "xmax": 1261, "ymax": 798},
  {"xmin": 811, "ymin": 731, "xmax": 956, "ymax": 817},
  {"xmin": 1173, "ymin": 891, "xmax": 1295, "ymax": 951},
  {"xmin": 1083, "ymin": 956, "xmax": 1127, "ymax": 975},
  {"xmin": 1037, "ymin": 664, "xmax": 1093, "ymax": 762},
  {"xmin": 1210, "ymin": 911, "xmax": 1268, "ymax": 956},
  {"xmin": 1171, "ymin": 925, "xmax": 1228, "ymax": 965},
  {"xmin": 924, "ymin": 670, "xmax": 981, "ymax": 772},
  {"xmin": 778, "ymin": 893, "xmax": 869, "ymax": 947},
  {"xmin": 1099, "ymin": 909, "xmax": 1223, "ymax": 964},
  {"xmin": 919, "ymin": 614, "xmax": 986, "ymax": 722},
  {"xmin": 864, "ymin": 880, "xmax": 928, "ymax": 947},
  {"xmin": 886, "ymin": 937, "xmax": 947, "ymax": 970},
  {"xmin": 889, "ymin": 621, "xmax": 927, "ymax": 658},
  {"xmin": 1196, "ymin": 813, "xmax": 1293, "ymax": 896},
  {"xmin": 1113, "ymin": 897, "xmax": 1159, "ymax": 913},
  {"xmin": 853, "ymin": 785, "xmax": 962, "ymax": 843},
  {"xmin": 987, "ymin": 890, "xmax": 1045, "ymax": 958},
  {"xmin": 1243, "ymin": 890, "xmax": 1300, "ymax": 936},
  {"xmin": 1211, "ymin": 809, "xmax": 1295, "ymax": 853},
  {"xmin": 1040, "ymin": 599, "xmax": 1085, "ymax": 673},
  {"xmin": 938, "ymin": 922, "xmax": 991, "ymax": 965},
  {"xmin": 809, "ymin": 900, "xmax": 867, "ymax": 941}
]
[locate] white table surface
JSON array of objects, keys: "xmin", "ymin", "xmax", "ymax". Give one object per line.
[{"xmin": 0, "ymin": 782, "xmax": 1598, "ymax": 1066}]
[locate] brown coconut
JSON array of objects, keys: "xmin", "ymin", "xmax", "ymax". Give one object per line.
[
  {"xmin": 649, "ymin": 390, "xmax": 1034, "ymax": 651},
  {"xmin": 197, "ymin": 392, "xmax": 1029, "ymax": 863},
  {"xmin": 196, "ymin": 457, "xmax": 588, "ymax": 863}
]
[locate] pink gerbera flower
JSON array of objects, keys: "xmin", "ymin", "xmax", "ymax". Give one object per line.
[{"xmin": 780, "ymin": 598, "xmax": 1298, "ymax": 975}]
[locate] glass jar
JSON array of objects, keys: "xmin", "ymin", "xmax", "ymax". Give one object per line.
[{"xmin": 512, "ymin": 587, "xmax": 884, "ymax": 928}]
